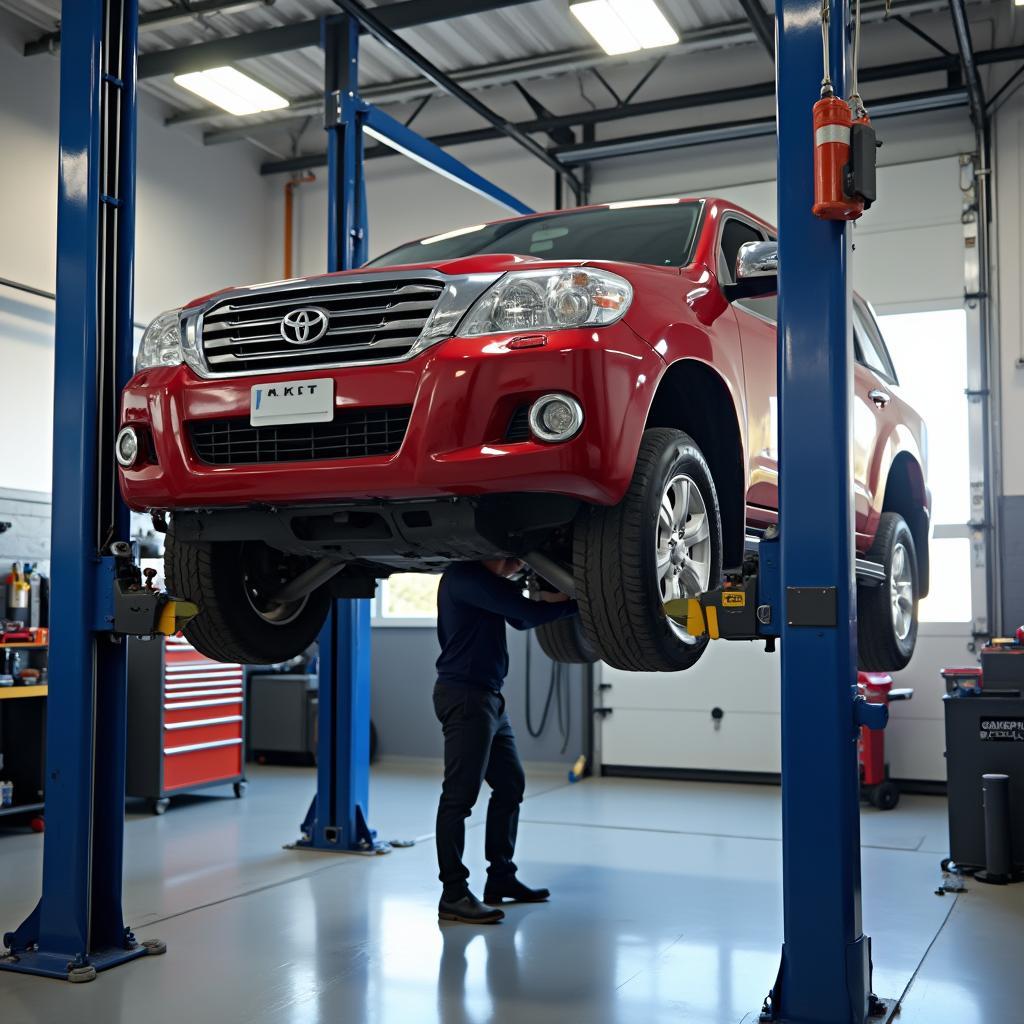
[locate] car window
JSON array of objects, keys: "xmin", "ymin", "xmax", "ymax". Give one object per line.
[
  {"xmin": 369, "ymin": 201, "xmax": 703, "ymax": 269},
  {"xmin": 738, "ymin": 294, "xmax": 778, "ymax": 324},
  {"xmin": 718, "ymin": 218, "xmax": 764, "ymax": 286},
  {"xmin": 853, "ymin": 301, "xmax": 898, "ymax": 383}
]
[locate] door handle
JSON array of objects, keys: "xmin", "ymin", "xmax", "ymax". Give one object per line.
[{"xmin": 868, "ymin": 388, "xmax": 890, "ymax": 408}]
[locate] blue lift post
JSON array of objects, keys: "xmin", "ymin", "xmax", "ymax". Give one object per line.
[
  {"xmin": 294, "ymin": 12, "xmax": 534, "ymax": 854},
  {"xmin": 0, "ymin": 0, "xmax": 157, "ymax": 982},
  {"xmin": 769, "ymin": 1, "xmax": 887, "ymax": 1021}
]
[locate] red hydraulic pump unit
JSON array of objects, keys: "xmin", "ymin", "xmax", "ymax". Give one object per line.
[{"xmin": 858, "ymin": 672, "xmax": 913, "ymax": 810}]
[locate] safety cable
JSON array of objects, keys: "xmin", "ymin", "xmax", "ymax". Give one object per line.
[
  {"xmin": 850, "ymin": 0, "xmax": 868, "ymax": 119},
  {"xmin": 820, "ymin": 0, "xmax": 833, "ymax": 96}
]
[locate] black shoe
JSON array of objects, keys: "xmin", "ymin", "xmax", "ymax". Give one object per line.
[
  {"xmin": 438, "ymin": 891, "xmax": 505, "ymax": 924},
  {"xmin": 483, "ymin": 877, "xmax": 551, "ymax": 904}
]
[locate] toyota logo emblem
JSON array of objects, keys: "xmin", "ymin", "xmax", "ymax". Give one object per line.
[{"xmin": 280, "ymin": 307, "xmax": 329, "ymax": 345}]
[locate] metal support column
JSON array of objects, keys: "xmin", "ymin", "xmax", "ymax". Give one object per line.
[
  {"xmin": 0, "ymin": 0, "xmax": 160, "ymax": 981},
  {"xmin": 767, "ymin": 1, "xmax": 887, "ymax": 1021},
  {"xmin": 293, "ymin": 12, "xmax": 383, "ymax": 855}
]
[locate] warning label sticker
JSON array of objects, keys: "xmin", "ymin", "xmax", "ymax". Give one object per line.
[
  {"xmin": 722, "ymin": 591, "xmax": 746, "ymax": 608},
  {"xmin": 979, "ymin": 717, "xmax": 1024, "ymax": 742}
]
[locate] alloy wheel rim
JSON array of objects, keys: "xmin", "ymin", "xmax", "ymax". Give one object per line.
[
  {"xmin": 656, "ymin": 473, "xmax": 713, "ymax": 645},
  {"xmin": 242, "ymin": 544, "xmax": 309, "ymax": 626},
  {"xmin": 890, "ymin": 541, "xmax": 914, "ymax": 642}
]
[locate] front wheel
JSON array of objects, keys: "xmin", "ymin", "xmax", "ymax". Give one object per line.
[
  {"xmin": 165, "ymin": 533, "xmax": 332, "ymax": 665},
  {"xmin": 857, "ymin": 512, "xmax": 919, "ymax": 671},
  {"xmin": 574, "ymin": 428, "xmax": 723, "ymax": 673}
]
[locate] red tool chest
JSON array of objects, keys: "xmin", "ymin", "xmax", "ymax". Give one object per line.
[{"xmin": 127, "ymin": 635, "xmax": 247, "ymax": 814}]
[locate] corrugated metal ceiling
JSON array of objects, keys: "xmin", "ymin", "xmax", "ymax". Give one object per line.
[{"xmin": 0, "ymin": 0, "xmax": 764, "ymax": 118}]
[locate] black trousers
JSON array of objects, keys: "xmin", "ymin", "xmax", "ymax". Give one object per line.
[{"xmin": 433, "ymin": 683, "xmax": 526, "ymax": 896}]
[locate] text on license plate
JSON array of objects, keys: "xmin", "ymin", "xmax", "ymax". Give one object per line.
[{"xmin": 250, "ymin": 379, "xmax": 334, "ymax": 427}]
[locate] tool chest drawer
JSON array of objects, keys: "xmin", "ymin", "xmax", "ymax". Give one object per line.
[
  {"xmin": 163, "ymin": 735, "xmax": 244, "ymax": 791},
  {"xmin": 127, "ymin": 635, "xmax": 247, "ymax": 809}
]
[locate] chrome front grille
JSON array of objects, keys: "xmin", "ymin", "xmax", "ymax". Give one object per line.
[{"xmin": 198, "ymin": 275, "xmax": 445, "ymax": 375}]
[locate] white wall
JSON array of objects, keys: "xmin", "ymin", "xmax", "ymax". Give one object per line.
[{"xmin": 0, "ymin": 12, "xmax": 271, "ymax": 492}]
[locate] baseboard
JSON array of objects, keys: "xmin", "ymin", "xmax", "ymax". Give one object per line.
[
  {"xmin": 602, "ymin": 764, "xmax": 948, "ymax": 796},
  {"xmin": 602, "ymin": 765, "xmax": 782, "ymax": 786}
]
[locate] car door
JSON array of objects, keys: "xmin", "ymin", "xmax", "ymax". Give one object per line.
[
  {"xmin": 718, "ymin": 215, "xmax": 779, "ymax": 525},
  {"xmin": 851, "ymin": 298, "xmax": 901, "ymax": 539}
]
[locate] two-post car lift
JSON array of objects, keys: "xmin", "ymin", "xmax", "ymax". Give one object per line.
[{"xmin": 1, "ymin": 1, "xmax": 894, "ymax": 1021}]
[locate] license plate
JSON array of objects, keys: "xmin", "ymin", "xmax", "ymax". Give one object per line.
[{"xmin": 250, "ymin": 379, "xmax": 334, "ymax": 427}]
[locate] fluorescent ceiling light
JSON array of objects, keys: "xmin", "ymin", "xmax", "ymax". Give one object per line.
[
  {"xmin": 607, "ymin": 197, "xmax": 680, "ymax": 209},
  {"xmin": 173, "ymin": 67, "xmax": 289, "ymax": 116},
  {"xmin": 570, "ymin": 0, "xmax": 679, "ymax": 56},
  {"xmin": 420, "ymin": 224, "xmax": 487, "ymax": 245}
]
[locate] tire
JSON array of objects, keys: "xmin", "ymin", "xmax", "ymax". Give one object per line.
[
  {"xmin": 165, "ymin": 532, "xmax": 331, "ymax": 665},
  {"xmin": 536, "ymin": 616, "xmax": 599, "ymax": 664},
  {"xmin": 870, "ymin": 780, "xmax": 900, "ymax": 811},
  {"xmin": 574, "ymin": 428, "xmax": 723, "ymax": 673},
  {"xmin": 857, "ymin": 512, "xmax": 919, "ymax": 671}
]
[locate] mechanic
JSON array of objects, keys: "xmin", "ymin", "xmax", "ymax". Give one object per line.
[{"xmin": 434, "ymin": 557, "xmax": 579, "ymax": 925}]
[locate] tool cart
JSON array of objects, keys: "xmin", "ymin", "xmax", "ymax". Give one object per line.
[{"xmin": 127, "ymin": 634, "xmax": 247, "ymax": 814}]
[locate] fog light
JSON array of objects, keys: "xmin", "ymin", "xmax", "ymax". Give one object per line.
[
  {"xmin": 115, "ymin": 426, "xmax": 140, "ymax": 468},
  {"xmin": 528, "ymin": 394, "xmax": 584, "ymax": 443}
]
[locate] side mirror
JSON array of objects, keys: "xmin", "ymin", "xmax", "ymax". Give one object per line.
[{"xmin": 723, "ymin": 240, "xmax": 778, "ymax": 302}]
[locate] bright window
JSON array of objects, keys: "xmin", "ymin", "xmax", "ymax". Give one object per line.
[
  {"xmin": 879, "ymin": 308, "xmax": 972, "ymax": 624},
  {"xmin": 376, "ymin": 573, "xmax": 440, "ymax": 623},
  {"xmin": 880, "ymin": 309, "xmax": 969, "ymax": 524},
  {"xmin": 917, "ymin": 537, "xmax": 973, "ymax": 624}
]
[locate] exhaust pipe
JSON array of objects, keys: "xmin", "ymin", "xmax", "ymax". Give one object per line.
[
  {"xmin": 524, "ymin": 550, "xmax": 576, "ymax": 598},
  {"xmin": 268, "ymin": 558, "xmax": 346, "ymax": 607}
]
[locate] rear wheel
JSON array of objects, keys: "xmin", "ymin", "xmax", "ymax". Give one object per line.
[
  {"xmin": 165, "ymin": 532, "xmax": 331, "ymax": 665},
  {"xmin": 574, "ymin": 428, "xmax": 723, "ymax": 673},
  {"xmin": 857, "ymin": 512, "xmax": 919, "ymax": 671},
  {"xmin": 536, "ymin": 616, "xmax": 598, "ymax": 664}
]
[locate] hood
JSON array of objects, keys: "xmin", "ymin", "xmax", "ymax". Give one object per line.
[{"xmin": 181, "ymin": 254, "xmax": 599, "ymax": 309}]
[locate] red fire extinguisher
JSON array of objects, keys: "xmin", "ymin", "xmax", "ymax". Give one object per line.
[
  {"xmin": 812, "ymin": 94, "xmax": 863, "ymax": 221},
  {"xmin": 812, "ymin": 0, "xmax": 877, "ymax": 222}
]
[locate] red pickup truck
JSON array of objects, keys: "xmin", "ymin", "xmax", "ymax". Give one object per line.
[{"xmin": 118, "ymin": 198, "xmax": 929, "ymax": 673}]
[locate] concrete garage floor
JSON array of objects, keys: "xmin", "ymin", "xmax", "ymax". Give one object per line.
[{"xmin": 0, "ymin": 764, "xmax": 1020, "ymax": 1024}]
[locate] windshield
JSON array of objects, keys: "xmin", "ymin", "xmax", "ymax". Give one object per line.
[{"xmin": 368, "ymin": 200, "xmax": 702, "ymax": 269}]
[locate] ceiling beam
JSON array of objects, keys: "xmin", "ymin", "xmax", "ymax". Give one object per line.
[
  {"xmin": 131, "ymin": 0, "xmax": 539, "ymax": 79},
  {"xmin": 736, "ymin": 0, "xmax": 775, "ymax": 59},
  {"xmin": 331, "ymin": 0, "xmax": 579, "ymax": 193},
  {"xmin": 24, "ymin": 0, "xmax": 273, "ymax": 56},
  {"xmin": 553, "ymin": 88, "xmax": 969, "ymax": 163},
  {"xmin": 139, "ymin": 20, "xmax": 318, "ymax": 79},
  {"xmin": 260, "ymin": 85, "xmax": 969, "ymax": 174}
]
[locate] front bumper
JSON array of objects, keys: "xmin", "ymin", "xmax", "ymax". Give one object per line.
[{"xmin": 118, "ymin": 325, "xmax": 663, "ymax": 511}]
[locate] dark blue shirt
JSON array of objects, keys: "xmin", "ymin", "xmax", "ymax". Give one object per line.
[{"xmin": 435, "ymin": 562, "xmax": 580, "ymax": 692}]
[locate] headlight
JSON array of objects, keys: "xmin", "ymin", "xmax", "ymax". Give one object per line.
[
  {"xmin": 135, "ymin": 309, "xmax": 184, "ymax": 372},
  {"xmin": 457, "ymin": 268, "xmax": 633, "ymax": 337}
]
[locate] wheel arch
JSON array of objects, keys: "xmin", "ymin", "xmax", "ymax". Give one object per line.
[
  {"xmin": 880, "ymin": 452, "xmax": 930, "ymax": 597},
  {"xmin": 644, "ymin": 359, "xmax": 746, "ymax": 569}
]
